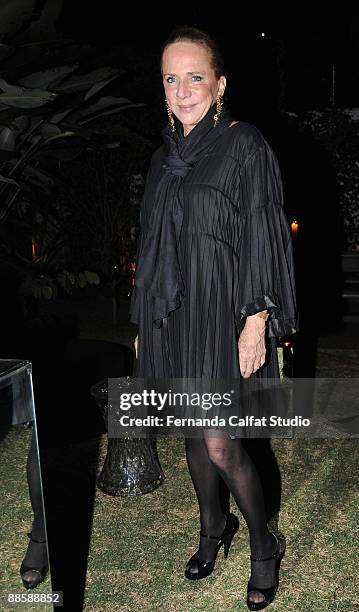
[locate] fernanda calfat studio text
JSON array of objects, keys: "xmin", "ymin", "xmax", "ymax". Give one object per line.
[{"xmin": 117, "ymin": 415, "xmax": 311, "ymax": 427}]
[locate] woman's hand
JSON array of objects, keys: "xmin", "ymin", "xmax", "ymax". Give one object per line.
[
  {"xmin": 238, "ymin": 314, "xmax": 267, "ymax": 378},
  {"xmin": 134, "ymin": 334, "xmax": 138, "ymax": 359}
]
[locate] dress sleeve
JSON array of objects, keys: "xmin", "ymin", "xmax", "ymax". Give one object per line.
[{"xmin": 234, "ymin": 143, "xmax": 298, "ymax": 338}]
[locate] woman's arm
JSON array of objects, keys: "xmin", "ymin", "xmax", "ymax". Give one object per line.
[
  {"xmin": 234, "ymin": 140, "xmax": 298, "ymax": 347},
  {"xmin": 238, "ymin": 310, "xmax": 268, "ymax": 378},
  {"xmin": 134, "ymin": 334, "xmax": 138, "ymax": 359}
]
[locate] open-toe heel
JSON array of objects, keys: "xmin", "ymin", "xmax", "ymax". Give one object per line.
[
  {"xmin": 246, "ymin": 532, "xmax": 285, "ymax": 610},
  {"xmin": 20, "ymin": 532, "xmax": 49, "ymax": 590},
  {"xmin": 185, "ymin": 512, "xmax": 239, "ymax": 580}
]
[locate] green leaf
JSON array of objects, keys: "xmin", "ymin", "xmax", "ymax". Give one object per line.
[
  {"xmin": 84, "ymin": 74, "xmax": 120, "ymax": 102},
  {"xmin": 0, "ymin": 126, "xmax": 16, "ymax": 153},
  {"xmin": 42, "ymin": 285, "xmax": 53, "ymax": 300},
  {"xmin": 37, "ymin": 122, "xmax": 63, "ymax": 139},
  {"xmin": 79, "ymin": 103, "xmax": 145, "ymax": 126},
  {"xmin": 53, "ymin": 68, "xmax": 120, "ymax": 94},
  {"xmin": 18, "ymin": 65, "xmax": 79, "ymax": 90},
  {"xmin": 83, "ymin": 270, "xmax": 99, "ymax": 284},
  {"xmin": 0, "ymin": 172, "xmax": 19, "ymax": 186},
  {"xmin": 56, "ymin": 272, "xmax": 67, "ymax": 289},
  {"xmin": 11, "ymin": 115, "xmax": 30, "ymax": 136},
  {"xmin": 22, "ymin": 165, "xmax": 65, "ymax": 193},
  {"xmin": 0, "ymin": 78, "xmax": 57, "ymax": 109},
  {"xmin": 78, "ymin": 272, "xmax": 87, "ymax": 288},
  {"xmin": 78, "ymin": 96, "xmax": 130, "ymax": 119},
  {"xmin": 29, "ymin": 132, "xmax": 88, "ymax": 161},
  {"xmin": 34, "ymin": 284, "xmax": 42, "ymax": 300}
]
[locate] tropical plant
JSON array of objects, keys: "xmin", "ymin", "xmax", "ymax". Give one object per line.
[{"xmin": 0, "ymin": 39, "xmax": 146, "ymax": 312}]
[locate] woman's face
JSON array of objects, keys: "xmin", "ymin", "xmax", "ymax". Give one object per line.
[{"xmin": 162, "ymin": 41, "xmax": 226, "ymax": 137}]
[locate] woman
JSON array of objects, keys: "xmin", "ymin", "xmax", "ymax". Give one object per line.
[
  {"xmin": 130, "ymin": 25, "xmax": 298, "ymax": 610},
  {"xmin": 20, "ymin": 426, "xmax": 49, "ymax": 589}
]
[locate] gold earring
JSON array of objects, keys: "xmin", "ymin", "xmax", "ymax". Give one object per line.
[
  {"xmin": 165, "ymin": 99, "xmax": 176, "ymax": 133},
  {"xmin": 213, "ymin": 94, "xmax": 223, "ymax": 127}
]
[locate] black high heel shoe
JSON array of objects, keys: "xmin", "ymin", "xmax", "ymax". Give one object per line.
[
  {"xmin": 184, "ymin": 512, "xmax": 239, "ymax": 580},
  {"xmin": 20, "ymin": 532, "xmax": 49, "ymax": 590},
  {"xmin": 246, "ymin": 531, "xmax": 285, "ymax": 610}
]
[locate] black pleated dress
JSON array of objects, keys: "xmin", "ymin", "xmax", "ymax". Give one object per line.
[{"xmin": 130, "ymin": 120, "xmax": 298, "ymax": 435}]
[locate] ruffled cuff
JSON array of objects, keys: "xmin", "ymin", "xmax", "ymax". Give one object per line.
[
  {"xmin": 129, "ymin": 284, "xmax": 183, "ymax": 329},
  {"xmin": 268, "ymin": 315, "xmax": 299, "ymax": 337},
  {"xmin": 236, "ymin": 294, "xmax": 279, "ymax": 320},
  {"xmin": 235, "ymin": 293, "xmax": 298, "ymax": 337}
]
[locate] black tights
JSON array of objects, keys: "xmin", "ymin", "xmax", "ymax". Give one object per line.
[
  {"xmin": 185, "ymin": 433, "xmax": 278, "ymax": 605},
  {"xmin": 26, "ymin": 427, "xmax": 46, "ymax": 541},
  {"xmin": 22, "ymin": 427, "xmax": 47, "ymax": 570}
]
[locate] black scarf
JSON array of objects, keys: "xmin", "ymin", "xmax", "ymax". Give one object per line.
[{"xmin": 132, "ymin": 100, "xmax": 234, "ymax": 328}]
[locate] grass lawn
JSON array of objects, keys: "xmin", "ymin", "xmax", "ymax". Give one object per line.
[{"xmin": 83, "ymin": 435, "xmax": 358, "ymax": 611}]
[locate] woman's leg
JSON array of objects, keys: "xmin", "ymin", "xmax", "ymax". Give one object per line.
[
  {"xmin": 203, "ymin": 431, "xmax": 277, "ymax": 606},
  {"xmin": 184, "ymin": 436, "xmax": 231, "ymax": 561},
  {"xmin": 21, "ymin": 427, "xmax": 48, "ymax": 574},
  {"xmin": 27, "ymin": 428, "xmax": 46, "ymax": 541}
]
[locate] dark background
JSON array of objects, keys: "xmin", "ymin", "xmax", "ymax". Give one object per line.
[{"xmin": 56, "ymin": 2, "xmax": 359, "ymax": 112}]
